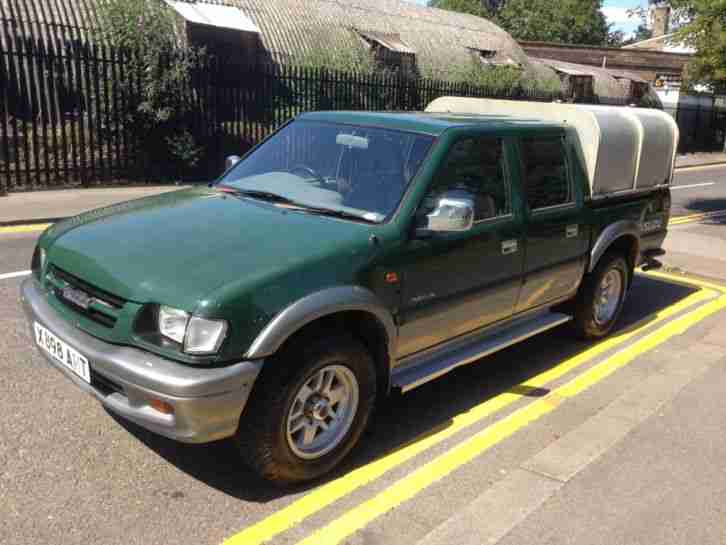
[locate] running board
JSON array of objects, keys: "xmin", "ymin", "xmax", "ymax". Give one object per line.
[{"xmin": 392, "ymin": 312, "xmax": 572, "ymax": 393}]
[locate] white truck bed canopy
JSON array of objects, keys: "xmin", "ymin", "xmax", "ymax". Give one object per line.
[{"xmin": 425, "ymin": 98, "xmax": 680, "ymax": 198}]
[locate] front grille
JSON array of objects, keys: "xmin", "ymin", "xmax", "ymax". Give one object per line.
[
  {"xmin": 48, "ymin": 266, "xmax": 127, "ymax": 328},
  {"xmin": 90, "ymin": 369, "xmax": 125, "ymax": 397}
]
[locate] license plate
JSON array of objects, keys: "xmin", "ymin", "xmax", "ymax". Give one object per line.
[{"xmin": 34, "ymin": 322, "xmax": 91, "ymax": 384}]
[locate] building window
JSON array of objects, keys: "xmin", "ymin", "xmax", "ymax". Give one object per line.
[
  {"xmin": 356, "ymin": 30, "xmax": 417, "ymax": 75},
  {"xmin": 165, "ymin": 1, "xmax": 261, "ymax": 67},
  {"xmin": 567, "ymin": 74, "xmax": 595, "ymax": 102},
  {"xmin": 467, "ymin": 48, "xmax": 520, "ymax": 68}
]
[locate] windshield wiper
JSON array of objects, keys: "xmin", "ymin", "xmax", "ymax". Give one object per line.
[
  {"xmin": 287, "ymin": 206, "xmax": 380, "ymax": 224},
  {"xmin": 216, "ymin": 186, "xmax": 379, "ymax": 223},
  {"xmin": 217, "ymin": 186, "xmax": 296, "ymax": 204}
]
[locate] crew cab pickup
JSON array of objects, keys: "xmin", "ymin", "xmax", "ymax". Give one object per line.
[{"xmin": 22, "ymin": 98, "xmax": 678, "ymax": 483}]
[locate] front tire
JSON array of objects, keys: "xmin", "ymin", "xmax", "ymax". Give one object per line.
[
  {"xmin": 234, "ymin": 333, "xmax": 376, "ymax": 484},
  {"xmin": 572, "ymin": 252, "xmax": 629, "ymax": 340}
]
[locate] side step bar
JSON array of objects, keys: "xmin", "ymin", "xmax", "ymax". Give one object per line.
[{"xmin": 392, "ymin": 312, "xmax": 572, "ymax": 393}]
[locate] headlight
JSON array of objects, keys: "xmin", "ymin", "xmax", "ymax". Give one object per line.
[
  {"xmin": 158, "ymin": 306, "xmax": 228, "ymax": 355},
  {"xmin": 158, "ymin": 306, "xmax": 190, "ymax": 344}
]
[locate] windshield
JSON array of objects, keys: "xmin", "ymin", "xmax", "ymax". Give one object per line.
[{"xmin": 219, "ymin": 120, "xmax": 435, "ymax": 222}]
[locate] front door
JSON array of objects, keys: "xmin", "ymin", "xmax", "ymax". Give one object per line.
[
  {"xmin": 397, "ymin": 135, "xmax": 524, "ymax": 358},
  {"xmin": 516, "ymin": 135, "xmax": 589, "ymax": 312}
]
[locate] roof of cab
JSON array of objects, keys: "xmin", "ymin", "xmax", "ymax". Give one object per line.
[{"xmin": 298, "ymin": 111, "xmax": 565, "ymax": 136}]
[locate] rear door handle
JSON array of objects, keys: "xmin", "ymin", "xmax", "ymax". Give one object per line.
[
  {"xmin": 502, "ymin": 240, "xmax": 518, "ymax": 255},
  {"xmin": 566, "ymin": 225, "xmax": 579, "ymax": 238}
]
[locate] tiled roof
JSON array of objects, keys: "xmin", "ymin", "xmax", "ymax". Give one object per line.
[
  {"xmin": 0, "ymin": 0, "xmax": 633, "ymax": 98},
  {"xmin": 190, "ymin": 0, "xmax": 541, "ymax": 79},
  {"xmin": 0, "ymin": 0, "xmax": 543, "ymax": 79}
]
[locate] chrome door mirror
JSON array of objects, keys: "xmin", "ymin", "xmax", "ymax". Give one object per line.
[
  {"xmin": 417, "ymin": 195, "xmax": 475, "ymax": 236},
  {"xmin": 225, "ymin": 155, "xmax": 242, "ymax": 171}
]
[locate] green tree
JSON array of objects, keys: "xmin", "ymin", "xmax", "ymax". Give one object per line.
[
  {"xmin": 669, "ymin": 0, "xmax": 726, "ymax": 90},
  {"xmin": 432, "ymin": 0, "xmax": 618, "ymax": 46},
  {"xmin": 96, "ymin": 0, "xmax": 206, "ymax": 179},
  {"xmin": 495, "ymin": 0, "xmax": 612, "ymax": 45},
  {"xmin": 627, "ymin": 24, "xmax": 654, "ymax": 44}
]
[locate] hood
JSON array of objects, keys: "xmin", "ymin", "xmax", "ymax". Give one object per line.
[{"xmin": 43, "ymin": 187, "xmax": 377, "ymax": 312}]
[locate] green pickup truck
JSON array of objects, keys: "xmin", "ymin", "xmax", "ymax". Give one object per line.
[{"xmin": 22, "ymin": 98, "xmax": 678, "ymax": 483}]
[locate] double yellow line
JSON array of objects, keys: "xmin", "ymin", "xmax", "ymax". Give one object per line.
[
  {"xmin": 0, "ymin": 223, "xmax": 52, "ymax": 235},
  {"xmin": 669, "ymin": 209, "xmax": 726, "ymax": 226},
  {"xmin": 224, "ymin": 271, "xmax": 726, "ymax": 545}
]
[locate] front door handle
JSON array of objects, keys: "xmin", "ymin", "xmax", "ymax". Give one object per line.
[
  {"xmin": 566, "ymin": 225, "xmax": 579, "ymax": 238},
  {"xmin": 502, "ymin": 239, "xmax": 518, "ymax": 255}
]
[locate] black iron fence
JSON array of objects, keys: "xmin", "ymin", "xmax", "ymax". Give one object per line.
[
  {"xmin": 663, "ymin": 97, "xmax": 726, "ymax": 154},
  {"xmin": 1, "ymin": 38, "xmax": 724, "ymax": 194}
]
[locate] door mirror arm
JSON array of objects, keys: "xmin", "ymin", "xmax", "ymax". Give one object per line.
[{"xmin": 225, "ymin": 155, "xmax": 242, "ymax": 172}]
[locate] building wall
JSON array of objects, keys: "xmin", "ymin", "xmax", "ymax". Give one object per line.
[{"xmin": 520, "ymin": 40, "xmax": 690, "ymax": 83}]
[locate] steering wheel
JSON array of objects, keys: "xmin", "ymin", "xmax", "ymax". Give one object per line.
[{"xmin": 290, "ymin": 165, "xmax": 322, "ymax": 182}]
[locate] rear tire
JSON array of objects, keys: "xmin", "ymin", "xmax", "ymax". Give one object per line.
[
  {"xmin": 572, "ymin": 252, "xmax": 629, "ymax": 340},
  {"xmin": 234, "ymin": 333, "xmax": 376, "ymax": 485}
]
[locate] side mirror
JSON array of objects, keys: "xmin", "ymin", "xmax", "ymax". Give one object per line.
[
  {"xmin": 416, "ymin": 196, "xmax": 475, "ymax": 236},
  {"xmin": 225, "ymin": 155, "xmax": 242, "ymax": 171}
]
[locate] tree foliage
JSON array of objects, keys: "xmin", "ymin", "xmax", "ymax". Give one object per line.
[
  {"xmin": 430, "ymin": 0, "xmax": 620, "ymax": 46},
  {"xmin": 96, "ymin": 0, "xmax": 205, "ymax": 178},
  {"xmin": 669, "ymin": 0, "xmax": 726, "ymax": 90},
  {"xmin": 624, "ymin": 24, "xmax": 654, "ymax": 45},
  {"xmin": 495, "ymin": 0, "xmax": 614, "ymax": 45}
]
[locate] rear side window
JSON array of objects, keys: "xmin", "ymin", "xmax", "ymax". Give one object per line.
[{"xmin": 520, "ymin": 137, "xmax": 572, "ymax": 211}]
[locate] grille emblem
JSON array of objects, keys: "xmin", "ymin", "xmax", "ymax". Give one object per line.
[{"xmin": 61, "ymin": 285, "xmax": 93, "ymax": 310}]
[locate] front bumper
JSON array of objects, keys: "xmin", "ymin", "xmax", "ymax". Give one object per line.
[{"xmin": 21, "ymin": 278, "xmax": 264, "ymax": 444}]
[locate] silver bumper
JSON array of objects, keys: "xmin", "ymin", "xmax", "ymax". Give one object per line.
[{"xmin": 21, "ymin": 278, "xmax": 264, "ymax": 444}]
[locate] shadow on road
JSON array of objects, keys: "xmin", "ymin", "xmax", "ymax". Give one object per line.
[
  {"xmin": 115, "ymin": 274, "xmax": 698, "ymax": 503},
  {"xmin": 676, "ymin": 198, "xmax": 726, "ymax": 224}
]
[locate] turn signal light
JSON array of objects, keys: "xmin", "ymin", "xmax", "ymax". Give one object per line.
[{"xmin": 150, "ymin": 399, "xmax": 174, "ymax": 415}]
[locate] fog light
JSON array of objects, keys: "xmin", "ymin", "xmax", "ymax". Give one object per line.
[{"xmin": 150, "ymin": 399, "xmax": 174, "ymax": 415}]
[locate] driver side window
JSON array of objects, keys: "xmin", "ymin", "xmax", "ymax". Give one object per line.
[{"xmin": 422, "ymin": 136, "xmax": 510, "ymax": 222}]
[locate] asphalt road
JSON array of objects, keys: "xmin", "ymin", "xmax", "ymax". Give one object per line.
[
  {"xmin": 2, "ymin": 164, "xmax": 726, "ymax": 545},
  {"xmin": 669, "ymin": 164, "xmax": 726, "ymax": 217}
]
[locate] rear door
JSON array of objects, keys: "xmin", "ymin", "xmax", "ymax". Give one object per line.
[{"xmin": 516, "ymin": 134, "xmax": 589, "ymax": 312}]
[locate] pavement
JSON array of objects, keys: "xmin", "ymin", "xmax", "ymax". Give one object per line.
[
  {"xmin": 1, "ymin": 165, "xmax": 726, "ymax": 545},
  {"xmin": 1, "ymin": 153, "xmax": 726, "ymax": 227},
  {"xmin": 674, "ymin": 151, "xmax": 726, "ymax": 170},
  {"xmin": 0, "ymin": 185, "xmax": 191, "ymax": 226}
]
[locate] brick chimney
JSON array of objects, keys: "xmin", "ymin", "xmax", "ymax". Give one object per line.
[{"xmin": 651, "ymin": 5, "xmax": 671, "ymax": 37}]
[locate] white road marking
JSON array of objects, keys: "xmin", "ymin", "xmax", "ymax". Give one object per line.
[
  {"xmin": 671, "ymin": 182, "xmax": 716, "ymax": 191},
  {"xmin": 0, "ymin": 270, "xmax": 31, "ymax": 281},
  {"xmin": 675, "ymin": 163, "xmax": 726, "ymax": 172}
]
